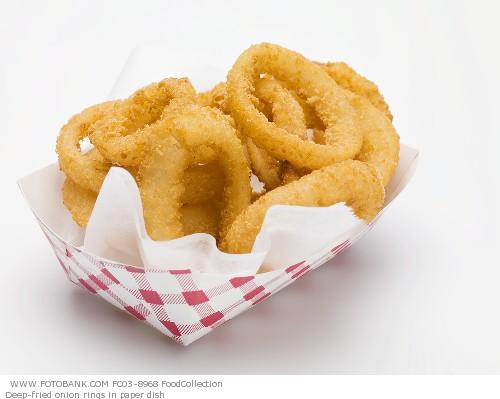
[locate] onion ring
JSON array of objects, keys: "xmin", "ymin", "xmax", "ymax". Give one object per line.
[
  {"xmin": 313, "ymin": 94, "xmax": 399, "ymax": 186},
  {"xmin": 137, "ymin": 135, "xmax": 187, "ymax": 240},
  {"xmin": 198, "ymin": 80, "xmax": 302, "ymax": 190},
  {"xmin": 198, "ymin": 79, "xmax": 287, "ymax": 190},
  {"xmin": 61, "ymin": 157, "xmax": 221, "ymax": 229},
  {"xmin": 220, "ymin": 160, "xmax": 385, "ymax": 254},
  {"xmin": 291, "ymin": 62, "xmax": 398, "ymax": 185},
  {"xmin": 246, "ymin": 140, "xmax": 281, "ymax": 189},
  {"xmin": 62, "ymin": 177, "xmax": 97, "ymax": 227},
  {"xmin": 278, "ymin": 62, "xmax": 393, "ymax": 141},
  {"xmin": 137, "ymin": 99, "xmax": 251, "ymax": 240},
  {"xmin": 56, "ymin": 102, "xmax": 116, "ymax": 192},
  {"xmin": 226, "ymin": 43, "xmax": 362, "ymax": 170},
  {"xmin": 320, "ymin": 62, "xmax": 393, "ymax": 121},
  {"xmin": 254, "ymin": 76, "xmax": 307, "ymax": 139},
  {"xmin": 313, "ymin": 63, "xmax": 399, "ymax": 186},
  {"xmin": 246, "ymin": 76, "xmax": 307, "ymax": 190},
  {"xmin": 197, "ymin": 78, "xmax": 308, "ymax": 190},
  {"xmin": 89, "ymin": 78, "xmax": 196, "ymax": 167},
  {"xmin": 349, "ymin": 94, "xmax": 400, "ymax": 186}
]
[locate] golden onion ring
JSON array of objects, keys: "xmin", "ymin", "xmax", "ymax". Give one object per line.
[
  {"xmin": 226, "ymin": 43, "xmax": 362, "ymax": 170},
  {"xmin": 89, "ymin": 78, "xmax": 196, "ymax": 167},
  {"xmin": 137, "ymin": 99, "xmax": 251, "ymax": 240},
  {"xmin": 220, "ymin": 160, "xmax": 385, "ymax": 254}
]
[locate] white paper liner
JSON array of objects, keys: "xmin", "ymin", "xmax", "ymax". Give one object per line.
[{"xmin": 84, "ymin": 166, "xmax": 369, "ymax": 274}]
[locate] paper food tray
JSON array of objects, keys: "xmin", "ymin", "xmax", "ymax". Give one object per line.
[{"xmin": 19, "ymin": 45, "xmax": 419, "ymax": 346}]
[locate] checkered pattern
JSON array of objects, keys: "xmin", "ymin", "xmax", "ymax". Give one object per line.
[{"xmin": 37, "ymin": 216, "xmax": 378, "ymax": 346}]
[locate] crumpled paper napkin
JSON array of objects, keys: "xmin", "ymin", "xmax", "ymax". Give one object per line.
[{"xmin": 83, "ymin": 167, "xmax": 365, "ymax": 275}]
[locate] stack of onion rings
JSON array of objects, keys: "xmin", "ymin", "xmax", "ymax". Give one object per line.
[{"xmin": 56, "ymin": 43, "xmax": 400, "ymax": 255}]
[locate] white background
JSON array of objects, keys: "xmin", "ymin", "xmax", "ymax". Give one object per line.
[{"xmin": 1, "ymin": 0, "xmax": 499, "ymax": 374}]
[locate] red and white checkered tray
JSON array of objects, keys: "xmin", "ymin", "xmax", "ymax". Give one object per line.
[{"xmin": 21, "ymin": 140, "xmax": 416, "ymax": 345}]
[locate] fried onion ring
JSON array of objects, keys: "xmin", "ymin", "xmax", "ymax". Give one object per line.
[
  {"xmin": 246, "ymin": 140, "xmax": 281, "ymax": 189},
  {"xmin": 56, "ymin": 102, "xmax": 116, "ymax": 192},
  {"xmin": 226, "ymin": 43, "xmax": 361, "ymax": 170},
  {"xmin": 278, "ymin": 61, "xmax": 393, "ymax": 141},
  {"xmin": 62, "ymin": 177, "xmax": 97, "ymax": 227},
  {"xmin": 254, "ymin": 76, "xmax": 307, "ymax": 139},
  {"xmin": 320, "ymin": 62, "xmax": 393, "ymax": 121},
  {"xmin": 313, "ymin": 94, "xmax": 399, "ymax": 186},
  {"xmin": 137, "ymin": 100, "xmax": 251, "ymax": 241},
  {"xmin": 246, "ymin": 76, "xmax": 307, "ymax": 189},
  {"xmin": 61, "ymin": 152, "xmax": 225, "ymax": 229},
  {"xmin": 197, "ymin": 78, "xmax": 308, "ymax": 190},
  {"xmin": 296, "ymin": 62, "xmax": 399, "ymax": 185},
  {"xmin": 349, "ymin": 94, "xmax": 400, "ymax": 186},
  {"xmin": 220, "ymin": 160, "xmax": 385, "ymax": 254},
  {"xmin": 311, "ymin": 63, "xmax": 399, "ymax": 186},
  {"xmin": 89, "ymin": 78, "xmax": 196, "ymax": 167},
  {"xmin": 137, "ymin": 135, "xmax": 187, "ymax": 240}
]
